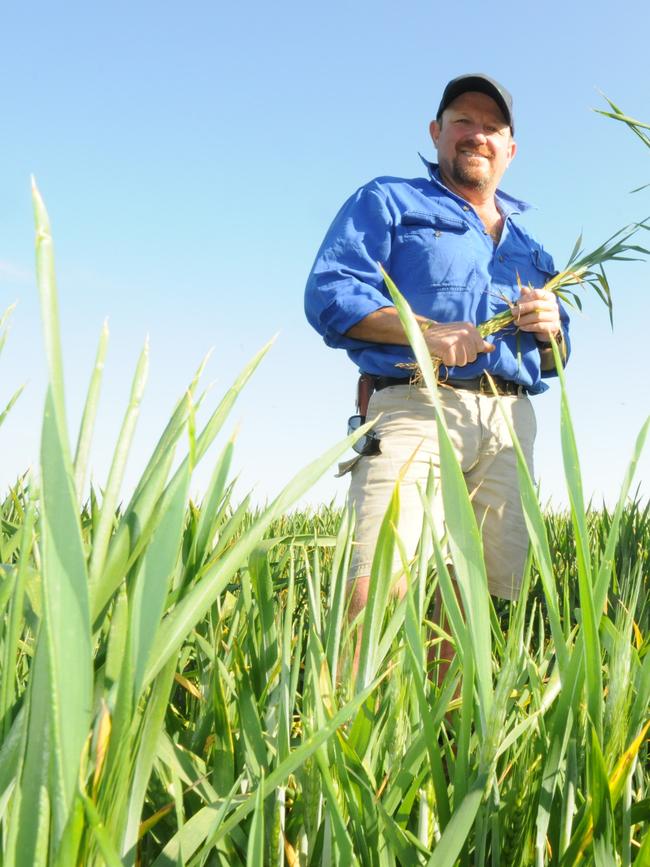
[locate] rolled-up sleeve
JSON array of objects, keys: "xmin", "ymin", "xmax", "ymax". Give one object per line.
[{"xmin": 305, "ymin": 185, "xmax": 395, "ymax": 349}]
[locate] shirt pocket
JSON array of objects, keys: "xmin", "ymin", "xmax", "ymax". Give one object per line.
[
  {"xmin": 393, "ymin": 210, "xmax": 476, "ymax": 291},
  {"xmin": 531, "ymin": 248, "xmax": 557, "ymax": 283},
  {"xmin": 507, "ymin": 245, "xmax": 557, "ymax": 291}
]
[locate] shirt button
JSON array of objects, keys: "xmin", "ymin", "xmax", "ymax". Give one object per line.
[
  {"xmin": 462, "ymin": 205, "xmax": 470, "ymax": 211},
  {"xmin": 498, "ymin": 255, "xmax": 505, "ymax": 262},
  {"xmin": 434, "ymin": 230, "xmax": 441, "ymax": 237}
]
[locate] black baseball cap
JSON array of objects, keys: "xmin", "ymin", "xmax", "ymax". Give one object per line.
[{"xmin": 436, "ymin": 74, "xmax": 514, "ymax": 133}]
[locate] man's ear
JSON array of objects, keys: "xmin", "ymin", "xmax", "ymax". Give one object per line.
[
  {"xmin": 429, "ymin": 119, "xmax": 440, "ymax": 149},
  {"xmin": 506, "ymin": 138, "xmax": 517, "ymax": 165}
]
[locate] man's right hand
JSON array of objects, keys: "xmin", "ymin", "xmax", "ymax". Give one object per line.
[{"xmin": 422, "ymin": 320, "xmax": 495, "ymax": 367}]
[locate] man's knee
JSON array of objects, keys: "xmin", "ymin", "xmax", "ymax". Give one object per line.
[
  {"xmin": 346, "ymin": 572, "xmax": 408, "ymax": 622},
  {"xmin": 346, "ymin": 575, "xmax": 371, "ymax": 622}
]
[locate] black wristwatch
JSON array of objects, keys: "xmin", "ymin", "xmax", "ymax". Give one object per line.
[{"xmin": 536, "ymin": 329, "xmax": 564, "ymax": 347}]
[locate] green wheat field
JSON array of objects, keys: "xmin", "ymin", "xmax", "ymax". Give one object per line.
[{"xmin": 0, "ymin": 99, "xmax": 649, "ymax": 866}]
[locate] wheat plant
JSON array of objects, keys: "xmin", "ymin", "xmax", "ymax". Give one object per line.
[{"xmin": 0, "ymin": 121, "xmax": 647, "ymax": 864}]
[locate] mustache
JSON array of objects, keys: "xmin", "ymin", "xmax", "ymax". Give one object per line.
[{"xmin": 456, "ymin": 146, "xmax": 492, "ymax": 159}]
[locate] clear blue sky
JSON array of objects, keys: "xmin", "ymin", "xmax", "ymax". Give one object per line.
[{"xmin": 1, "ymin": 0, "xmax": 649, "ymax": 510}]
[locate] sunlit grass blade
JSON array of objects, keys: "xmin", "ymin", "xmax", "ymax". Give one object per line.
[
  {"xmin": 121, "ymin": 658, "xmax": 178, "ymax": 865},
  {"xmin": 53, "ymin": 793, "xmax": 84, "ymax": 867},
  {"xmin": 277, "ymin": 549, "xmax": 298, "ymax": 766},
  {"xmin": 186, "ymin": 433, "xmax": 236, "ymax": 574},
  {"xmin": 13, "ymin": 641, "xmax": 52, "ymax": 867},
  {"xmin": 403, "ymin": 584, "xmax": 452, "ymax": 831},
  {"xmin": 381, "ymin": 264, "xmax": 493, "ymax": 725},
  {"xmin": 38, "ymin": 384, "xmax": 93, "ymax": 846},
  {"xmin": 355, "ymin": 477, "xmax": 399, "ymax": 693},
  {"xmin": 130, "ymin": 351, "xmax": 211, "ymax": 503},
  {"xmin": 0, "ymin": 494, "xmax": 35, "ymax": 737},
  {"xmin": 551, "ymin": 338, "xmax": 603, "ymax": 738},
  {"xmin": 246, "ymin": 771, "xmax": 265, "ymax": 867},
  {"xmin": 248, "ymin": 538, "xmax": 281, "ymax": 687},
  {"xmin": 73, "ymin": 319, "xmax": 109, "ymax": 501},
  {"xmin": 87, "ymin": 337, "xmax": 149, "ymax": 598},
  {"xmin": 0, "ymin": 384, "xmax": 25, "ymax": 430},
  {"xmin": 0, "ymin": 303, "xmax": 17, "ymax": 357},
  {"xmin": 129, "ymin": 461, "xmax": 190, "ymax": 700},
  {"xmin": 324, "ymin": 507, "xmax": 354, "ymax": 683},
  {"xmin": 32, "ymin": 179, "xmax": 67, "ymax": 426},
  {"xmin": 81, "ymin": 792, "xmax": 125, "ymax": 867},
  {"xmin": 534, "ymin": 645, "xmax": 584, "ymax": 859},
  {"xmin": 426, "ymin": 779, "xmax": 487, "ymax": 867},
  {"xmin": 30, "ymin": 179, "xmax": 94, "ymax": 848},
  {"xmin": 592, "ymin": 416, "xmax": 650, "ymax": 616},
  {"xmin": 595, "ymin": 94, "xmax": 650, "ymax": 151},
  {"xmin": 0, "ymin": 705, "xmax": 27, "ymax": 825},
  {"xmin": 485, "ymin": 372, "xmax": 569, "ymax": 676}
]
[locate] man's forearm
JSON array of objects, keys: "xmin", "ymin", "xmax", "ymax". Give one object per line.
[
  {"xmin": 345, "ymin": 306, "xmax": 429, "ymax": 345},
  {"xmin": 345, "ymin": 307, "xmax": 494, "ymax": 369}
]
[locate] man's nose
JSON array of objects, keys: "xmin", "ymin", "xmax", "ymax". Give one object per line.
[{"xmin": 464, "ymin": 126, "xmax": 488, "ymax": 144}]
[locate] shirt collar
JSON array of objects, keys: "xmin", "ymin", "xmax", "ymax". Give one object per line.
[{"xmin": 418, "ymin": 155, "xmax": 533, "ymax": 217}]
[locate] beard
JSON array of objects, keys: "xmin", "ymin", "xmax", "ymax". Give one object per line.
[{"xmin": 448, "ymin": 155, "xmax": 492, "ymax": 191}]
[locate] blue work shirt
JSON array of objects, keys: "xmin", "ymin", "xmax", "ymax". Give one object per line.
[{"xmin": 305, "ymin": 159, "xmax": 570, "ymax": 394}]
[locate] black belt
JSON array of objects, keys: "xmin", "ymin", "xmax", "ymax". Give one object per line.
[{"xmin": 372, "ymin": 373, "xmax": 525, "ymax": 396}]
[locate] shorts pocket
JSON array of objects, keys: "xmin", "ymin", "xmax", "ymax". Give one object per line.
[{"xmin": 336, "ymin": 455, "xmax": 363, "ymax": 477}]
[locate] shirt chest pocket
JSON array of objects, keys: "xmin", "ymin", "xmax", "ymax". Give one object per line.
[
  {"xmin": 505, "ymin": 244, "xmax": 557, "ymax": 291},
  {"xmin": 393, "ymin": 210, "xmax": 477, "ymax": 291},
  {"xmin": 531, "ymin": 248, "xmax": 557, "ymax": 282}
]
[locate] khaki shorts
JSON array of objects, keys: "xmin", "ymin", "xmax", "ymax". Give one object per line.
[{"xmin": 342, "ymin": 383, "xmax": 537, "ymax": 600}]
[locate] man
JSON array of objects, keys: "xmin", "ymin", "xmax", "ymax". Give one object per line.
[{"xmin": 304, "ymin": 74, "xmax": 569, "ymax": 619}]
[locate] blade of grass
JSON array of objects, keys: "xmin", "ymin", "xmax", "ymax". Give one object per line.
[
  {"xmin": 381, "ymin": 265, "xmax": 493, "ymax": 725},
  {"xmin": 88, "ymin": 338, "xmax": 149, "ymax": 599},
  {"xmin": 73, "ymin": 319, "xmax": 109, "ymax": 501},
  {"xmin": 0, "ymin": 495, "xmax": 36, "ymax": 737},
  {"xmin": 13, "ymin": 641, "xmax": 53, "ymax": 867},
  {"xmin": 32, "ymin": 179, "xmax": 66, "ymax": 426},
  {"xmin": 129, "ymin": 461, "xmax": 190, "ymax": 700},
  {"xmin": 31, "ymin": 180, "xmax": 94, "ymax": 844},
  {"xmin": 355, "ymin": 476, "xmax": 400, "ymax": 693},
  {"xmin": 38, "ymin": 389, "xmax": 94, "ymax": 841},
  {"xmin": 551, "ymin": 338, "xmax": 603, "ymax": 739},
  {"xmin": 426, "ymin": 778, "xmax": 487, "ymax": 867},
  {"xmin": 121, "ymin": 657, "xmax": 179, "ymax": 865},
  {"xmin": 246, "ymin": 772, "xmax": 265, "ymax": 867},
  {"xmin": 0, "ymin": 384, "xmax": 25, "ymax": 430},
  {"xmin": 485, "ymin": 373, "xmax": 569, "ymax": 677}
]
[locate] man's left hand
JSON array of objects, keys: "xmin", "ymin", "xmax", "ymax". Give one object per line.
[{"xmin": 513, "ymin": 285, "xmax": 562, "ymax": 342}]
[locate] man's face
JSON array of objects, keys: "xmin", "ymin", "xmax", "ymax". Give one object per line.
[{"xmin": 429, "ymin": 91, "xmax": 516, "ymax": 195}]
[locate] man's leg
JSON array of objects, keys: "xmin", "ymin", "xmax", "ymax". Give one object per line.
[
  {"xmin": 464, "ymin": 393, "xmax": 537, "ymax": 600},
  {"xmin": 344, "ymin": 386, "xmax": 480, "ymax": 675}
]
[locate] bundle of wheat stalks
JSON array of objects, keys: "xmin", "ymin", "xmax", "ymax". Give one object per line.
[{"xmin": 382, "ymin": 219, "xmax": 649, "ymax": 380}]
